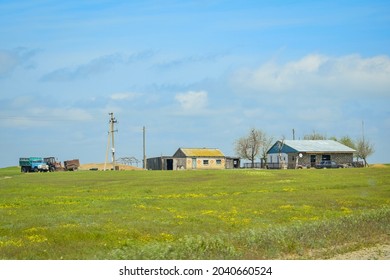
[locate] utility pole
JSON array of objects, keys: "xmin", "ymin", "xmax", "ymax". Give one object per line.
[
  {"xmin": 143, "ymin": 126, "xmax": 147, "ymax": 170},
  {"xmin": 104, "ymin": 113, "xmax": 118, "ymax": 170},
  {"xmin": 110, "ymin": 113, "xmax": 118, "ymax": 170},
  {"xmin": 292, "ymin": 128, "xmax": 295, "ymax": 140}
]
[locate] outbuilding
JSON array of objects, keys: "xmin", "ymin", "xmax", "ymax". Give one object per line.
[
  {"xmin": 147, "ymin": 148, "xmax": 240, "ymax": 170},
  {"xmin": 266, "ymin": 140, "xmax": 356, "ymax": 169},
  {"xmin": 173, "ymin": 148, "xmax": 226, "ymax": 170},
  {"xmin": 146, "ymin": 156, "xmax": 178, "ymax": 170}
]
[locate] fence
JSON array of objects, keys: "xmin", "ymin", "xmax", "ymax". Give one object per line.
[{"xmin": 242, "ymin": 161, "xmax": 265, "ymax": 169}]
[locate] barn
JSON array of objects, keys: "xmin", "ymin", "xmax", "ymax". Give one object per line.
[
  {"xmin": 147, "ymin": 148, "xmax": 240, "ymax": 170},
  {"xmin": 266, "ymin": 140, "xmax": 356, "ymax": 169}
]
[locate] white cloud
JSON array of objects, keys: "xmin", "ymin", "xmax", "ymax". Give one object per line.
[
  {"xmin": 175, "ymin": 90, "xmax": 208, "ymax": 112},
  {"xmin": 232, "ymin": 54, "xmax": 390, "ymax": 96},
  {"xmin": 0, "ymin": 107, "xmax": 93, "ymax": 128},
  {"xmin": 0, "ymin": 51, "xmax": 18, "ymax": 76},
  {"xmin": 156, "ymin": 52, "xmax": 225, "ymax": 69},
  {"xmin": 41, "ymin": 53, "xmax": 123, "ymax": 82},
  {"xmin": 0, "ymin": 48, "xmax": 38, "ymax": 77},
  {"xmin": 110, "ymin": 92, "xmax": 141, "ymax": 101},
  {"xmin": 46, "ymin": 108, "xmax": 93, "ymax": 121},
  {"xmin": 40, "ymin": 51, "xmax": 155, "ymax": 82}
]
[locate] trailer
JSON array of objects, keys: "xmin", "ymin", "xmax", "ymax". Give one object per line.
[
  {"xmin": 64, "ymin": 159, "xmax": 80, "ymax": 171},
  {"xmin": 19, "ymin": 157, "xmax": 49, "ymax": 173}
]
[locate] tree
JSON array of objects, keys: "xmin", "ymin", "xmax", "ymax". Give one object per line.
[
  {"xmin": 336, "ymin": 135, "xmax": 357, "ymax": 161},
  {"xmin": 327, "ymin": 134, "xmax": 374, "ymax": 166},
  {"xmin": 303, "ymin": 131, "xmax": 327, "ymax": 140},
  {"xmin": 259, "ymin": 134, "xmax": 274, "ymax": 167},
  {"xmin": 338, "ymin": 136, "xmax": 357, "ymax": 150},
  {"xmin": 356, "ymin": 138, "xmax": 374, "ymax": 167},
  {"xmin": 235, "ymin": 128, "xmax": 269, "ymax": 168},
  {"xmin": 276, "ymin": 137, "xmax": 286, "ymax": 169}
]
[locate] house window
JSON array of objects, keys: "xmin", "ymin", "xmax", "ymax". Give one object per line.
[
  {"xmin": 203, "ymin": 160, "xmax": 209, "ymax": 165},
  {"xmin": 216, "ymin": 159, "xmax": 222, "ymax": 165},
  {"xmin": 322, "ymin": 155, "xmax": 331, "ymax": 161}
]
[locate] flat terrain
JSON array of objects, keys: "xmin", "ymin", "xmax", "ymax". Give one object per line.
[
  {"xmin": 330, "ymin": 244, "xmax": 390, "ymax": 260},
  {"xmin": 0, "ymin": 166, "xmax": 389, "ymax": 259},
  {"xmin": 78, "ymin": 163, "xmax": 142, "ymax": 171}
]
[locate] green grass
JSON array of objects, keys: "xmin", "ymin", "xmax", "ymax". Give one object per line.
[{"xmin": 0, "ymin": 167, "xmax": 389, "ymax": 259}]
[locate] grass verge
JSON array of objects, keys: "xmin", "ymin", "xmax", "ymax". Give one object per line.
[
  {"xmin": 107, "ymin": 207, "xmax": 390, "ymax": 259},
  {"xmin": 0, "ymin": 166, "xmax": 389, "ymax": 259}
]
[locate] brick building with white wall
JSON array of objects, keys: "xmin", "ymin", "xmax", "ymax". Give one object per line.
[
  {"xmin": 267, "ymin": 140, "xmax": 355, "ymax": 169},
  {"xmin": 147, "ymin": 148, "xmax": 240, "ymax": 170}
]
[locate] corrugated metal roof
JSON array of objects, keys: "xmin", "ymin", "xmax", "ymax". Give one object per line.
[
  {"xmin": 283, "ymin": 140, "xmax": 356, "ymax": 153},
  {"xmin": 179, "ymin": 148, "xmax": 225, "ymax": 157}
]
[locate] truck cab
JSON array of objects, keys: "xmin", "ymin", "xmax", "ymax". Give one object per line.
[{"xmin": 19, "ymin": 157, "xmax": 49, "ymax": 172}]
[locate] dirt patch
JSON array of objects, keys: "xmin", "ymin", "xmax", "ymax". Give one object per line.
[
  {"xmin": 330, "ymin": 244, "xmax": 390, "ymax": 260},
  {"xmin": 370, "ymin": 164, "xmax": 389, "ymax": 168},
  {"xmin": 79, "ymin": 163, "xmax": 143, "ymax": 171}
]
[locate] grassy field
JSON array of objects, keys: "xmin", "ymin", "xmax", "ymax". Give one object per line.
[{"xmin": 0, "ymin": 166, "xmax": 389, "ymax": 259}]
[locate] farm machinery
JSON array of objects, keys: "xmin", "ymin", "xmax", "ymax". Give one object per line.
[
  {"xmin": 19, "ymin": 157, "xmax": 49, "ymax": 173},
  {"xmin": 19, "ymin": 157, "xmax": 80, "ymax": 172},
  {"xmin": 63, "ymin": 159, "xmax": 80, "ymax": 171},
  {"xmin": 44, "ymin": 157, "xmax": 64, "ymax": 172}
]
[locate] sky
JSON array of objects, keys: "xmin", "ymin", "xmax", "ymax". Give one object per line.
[{"xmin": 1, "ymin": 0, "xmax": 389, "ymax": 167}]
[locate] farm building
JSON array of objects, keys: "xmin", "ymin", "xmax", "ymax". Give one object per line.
[
  {"xmin": 266, "ymin": 140, "xmax": 356, "ymax": 169},
  {"xmin": 147, "ymin": 148, "xmax": 240, "ymax": 170},
  {"xmin": 146, "ymin": 156, "xmax": 178, "ymax": 170}
]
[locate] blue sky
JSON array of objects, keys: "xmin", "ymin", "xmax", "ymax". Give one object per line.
[{"xmin": 1, "ymin": 0, "xmax": 389, "ymax": 167}]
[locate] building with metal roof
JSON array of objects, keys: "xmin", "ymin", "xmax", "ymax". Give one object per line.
[
  {"xmin": 173, "ymin": 148, "xmax": 225, "ymax": 158},
  {"xmin": 147, "ymin": 148, "xmax": 240, "ymax": 170},
  {"xmin": 267, "ymin": 140, "xmax": 356, "ymax": 169},
  {"xmin": 173, "ymin": 148, "xmax": 225, "ymax": 170}
]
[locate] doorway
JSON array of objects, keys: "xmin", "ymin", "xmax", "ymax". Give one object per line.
[
  {"xmin": 192, "ymin": 158, "xmax": 197, "ymax": 169},
  {"xmin": 166, "ymin": 159, "xmax": 173, "ymax": 170},
  {"xmin": 310, "ymin": 155, "xmax": 316, "ymax": 167}
]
